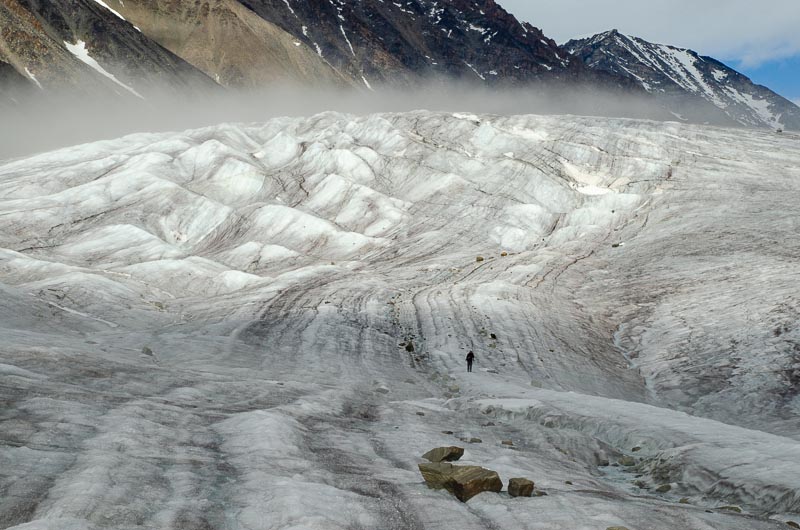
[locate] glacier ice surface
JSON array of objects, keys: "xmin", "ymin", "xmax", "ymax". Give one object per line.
[{"xmin": 1, "ymin": 112, "xmax": 799, "ymax": 529}]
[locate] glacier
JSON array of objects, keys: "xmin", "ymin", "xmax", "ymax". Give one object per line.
[{"xmin": 0, "ymin": 111, "xmax": 799, "ymax": 529}]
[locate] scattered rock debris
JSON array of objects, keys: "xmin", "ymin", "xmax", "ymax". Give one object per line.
[
  {"xmin": 418, "ymin": 462, "xmax": 502, "ymax": 502},
  {"xmin": 508, "ymin": 477, "xmax": 534, "ymax": 497},
  {"xmin": 422, "ymin": 446, "xmax": 464, "ymax": 463}
]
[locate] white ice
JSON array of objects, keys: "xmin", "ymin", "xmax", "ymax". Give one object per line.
[{"xmin": 0, "ymin": 112, "xmax": 798, "ymax": 529}]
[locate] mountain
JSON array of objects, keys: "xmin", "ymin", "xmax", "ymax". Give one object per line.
[
  {"xmin": 2, "ymin": 1, "xmax": 797, "ymax": 132},
  {"xmin": 564, "ymin": 30, "xmax": 800, "ymax": 130},
  {"xmin": 0, "ymin": 0, "xmax": 633, "ymax": 98},
  {"xmin": 1, "ymin": 112, "xmax": 799, "ymax": 529},
  {"xmin": 0, "ymin": 0, "xmax": 216, "ymax": 99}
]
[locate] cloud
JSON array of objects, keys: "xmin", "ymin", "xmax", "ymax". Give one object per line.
[{"xmin": 501, "ymin": 0, "xmax": 800, "ymax": 67}]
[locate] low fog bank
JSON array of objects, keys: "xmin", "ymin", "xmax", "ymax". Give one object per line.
[{"xmin": 1, "ymin": 82, "xmax": 684, "ymax": 160}]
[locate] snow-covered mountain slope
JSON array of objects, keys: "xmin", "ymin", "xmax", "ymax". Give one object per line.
[
  {"xmin": 1, "ymin": 112, "xmax": 799, "ymax": 529},
  {"xmin": 0, "ymin": 0, "xmax": 216, "ymax": 98},
  {"xmin": 564, "ymin": 30, "xmax": 800, "ymax": 130}
]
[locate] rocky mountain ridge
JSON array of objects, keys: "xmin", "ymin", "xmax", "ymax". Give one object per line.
[{"xmin": 230, "ymin": 0, "xmax": 589, "ymax": 87}]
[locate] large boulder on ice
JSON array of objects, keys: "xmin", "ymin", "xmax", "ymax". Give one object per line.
[
  {"xmin": 422, "ymin": 446, "xmax": 464, "ymax": 463},
  {"xmin": 508, "ymin": 477, "xmax": 535, "ymax": 497},
  {"xmin": 418, "ymin": 462, "xmax": 502, "ymax": 502}
]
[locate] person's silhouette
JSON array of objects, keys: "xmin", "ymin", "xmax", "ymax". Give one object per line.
[{"xmin": 466, "ymin": 351, "xmax": 475, "ymax": 372}]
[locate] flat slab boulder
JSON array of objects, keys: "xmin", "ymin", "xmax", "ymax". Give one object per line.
[
  {"xmin": 422, "ymin": 446, "xmax": 464, "ymax": 463},
  {"xmin": 419, "ymin": 462, "xmax": 503, "ymax": 502},
  {"xmin": 508, "ymin": 477, "xmax": 534, "ymax": 497}
]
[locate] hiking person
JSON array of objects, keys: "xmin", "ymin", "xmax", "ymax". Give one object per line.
[{"xmin": 466, "ymin": 351, "xmax": 475, "ymax": 372}]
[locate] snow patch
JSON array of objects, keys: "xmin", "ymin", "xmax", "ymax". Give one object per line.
[
  {"xmin": 64, "ymin": 40, "xmax": 143, "ymax": 99},
  {"xmin": 91, "ymin": 0, "xmax": 126, "ymax": 21},
  {"xmin": 24, "ymin": 67, "xmax": 43, "ymax": 90}
]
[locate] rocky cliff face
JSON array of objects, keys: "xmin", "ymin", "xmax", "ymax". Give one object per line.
[
  {"xmin": 0, "ymin": 0, "xmax": 216, "ymax": 99},
  {"xmin": 98, "ymin": 0, "xmax": 350, "ymax": 88},
  {"xmin": 564, "ymin": 30, "xmax": 800, "ymax": 130}
]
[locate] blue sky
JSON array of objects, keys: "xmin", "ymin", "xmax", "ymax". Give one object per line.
[
  {"xmin": 501, "ymin": 0, "xmax": 800, "ymax": 104},
  {"xmin": 735, "ymin": 56, "xmax": 800, "ymax": 105}
]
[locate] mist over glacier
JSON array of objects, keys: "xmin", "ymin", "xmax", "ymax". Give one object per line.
[
  {"xmin": 1, "ymin": 110, "xmax": 799, "ymax": 529},
  {"xmin": 0, "ymin": 83, "xmax": 683, "ymax": 161}
]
